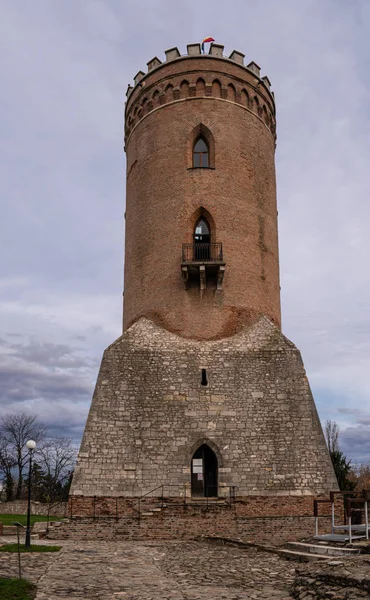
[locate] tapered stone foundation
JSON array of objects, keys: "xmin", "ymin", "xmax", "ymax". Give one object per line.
[{"xmin": 71, "ymin": 317, "xmax": 337, "ymax": 499}]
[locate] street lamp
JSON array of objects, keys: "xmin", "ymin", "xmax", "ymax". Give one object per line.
[{"xmin": 25, "ymin": 440, "xmax": 36, "ymax": 548}]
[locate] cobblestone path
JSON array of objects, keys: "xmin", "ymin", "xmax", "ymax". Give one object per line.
[{"xmin": 0, "ymin": 539, "xmax": 296, "ymax": 599}]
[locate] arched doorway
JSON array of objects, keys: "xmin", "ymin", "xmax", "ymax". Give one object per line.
[
  {"xmin": 191, "ymin": 444, "xmax": 218, "ymax": 497},
  {"xmin": 194, "ymin": 218, "xmax": 210, "ymax": 260}
]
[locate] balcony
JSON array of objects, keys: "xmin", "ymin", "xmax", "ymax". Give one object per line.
[
  {"xmin": 181, "ymin": 243, "xmax": 225, "ymax": 291},
  {"xmin": 182, "ymin": 242, "xmax": 223, "ymax": 262}
]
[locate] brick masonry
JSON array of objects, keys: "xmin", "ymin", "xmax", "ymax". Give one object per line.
[
  {"xmin": 48, "ymin": 504, "xmax": 334, "ymax": 545},
  {"xmin": 123, "ymin": 50, "xmax": 280, "ymax": 340}
]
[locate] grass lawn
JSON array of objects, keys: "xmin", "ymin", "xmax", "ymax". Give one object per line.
[
  {"xmin": 0, "ymin": 577, "xmax": 36, "ymax": 599},
  {"xmin": 0, "ymin": 514, "xmax": 63, "ymax": 526},
  {"xmin": 0, "ymin": 543, "xmax": 61, "ymax": 553}
]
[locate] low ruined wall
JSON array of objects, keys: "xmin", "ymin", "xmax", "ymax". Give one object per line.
[
  {"xmin": 0, "ymin": 500, "xmax": 67, "ymax": 517},
  {"xmin": 67, "ymin": 494, "xmax": 332, "ymax": 519},
  {"xmin": 292, "ymin": 557, "xmax": 370, "ymax": 599},
  {"xmin": 47, "ymin": 511, "xmax": 332, "ymax": 545},
  {"xmin": 237, "ymin": 495, "xmax": 320, "ymax": 517},
  {"xmin": 237, "ymin": 515, "xmax": 331, "ymax": 544},
  {"xmin": 48, "ymin": 507, "xmax": 239, "ymax": 541},
  {"xmin": 49, "ymin": 494, "xmax": 335, "ymax": 544}
]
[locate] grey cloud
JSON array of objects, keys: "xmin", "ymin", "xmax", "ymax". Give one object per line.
[
  {"xmin": 1, "ymin": 0, "xmax": 370, "ymax": 460},
  {"xmin": 3, "ymin": 340, "xmax": 92, "ymax": 369},
  {"xmin": 341, "ymin": 426, "xmax": 370, "ymax": 465},
  {"xmin": 356, "ymin": 418, "xmax": 370, "ymax": 426},
  {"xmin": 337, "ymin": 408, "xmax": 362, "ymax": 415},
  {"xmin": 0, "ymin": 362, "xmax": 93, "ymax": 401}
]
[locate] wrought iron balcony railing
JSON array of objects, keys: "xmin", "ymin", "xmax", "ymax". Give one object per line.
[{"xmin": 182, "ymin": 243, "xmax": 223, "ymax": 263}]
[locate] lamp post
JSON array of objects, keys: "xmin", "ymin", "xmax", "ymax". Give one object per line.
[{"xmin": 25, "ymin": 440, "xmax": 36, "ymax": 548}]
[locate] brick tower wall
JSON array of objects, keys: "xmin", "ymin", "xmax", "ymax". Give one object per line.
[{"xmin": 123, "ymin": 45, "xmax": 280, "ymax": 340}]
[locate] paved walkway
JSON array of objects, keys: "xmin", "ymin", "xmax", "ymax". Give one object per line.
[{"xmin": 0, "ymin": 539, "xmax": 295, "ymax": 599}]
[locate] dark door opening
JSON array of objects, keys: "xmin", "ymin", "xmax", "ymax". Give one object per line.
[
  {"xmin": 191, "ymin": 444, "xmax": 218, "ymax": 497},
  {"xmin": 194, "ymin": 218, "xmax": 210, "ymax": 260}
]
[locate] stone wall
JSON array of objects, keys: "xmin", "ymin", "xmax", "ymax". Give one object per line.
[
  {"xmin": 0, "ymin": 500, "xmax": 67, "ymax": 516},
  {"xmin": 64, "ymin": 492, "xmax": 334, "ymax": 544},
  {"xmin": 68, "ymin": 494, "xmax": 332, "ymax": 519},
  {"xmin": 47, "ymin": 510, "xmax": 333, "ymax": 545},
  {"xmin": 292, "ymin": 557, "xmax": 370, "ymax": 599},
  {"xmin": 237, "ymin": 516, "xmax": 330, "ymax": 544},
  {"xmin": 0, "ymin": 500, "xmax": 67, "ymax": 517},
  {"xmin": 71, "ymin": 317, "xmax": 337, "ymax": 499}
]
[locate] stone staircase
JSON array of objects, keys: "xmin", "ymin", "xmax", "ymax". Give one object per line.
[
  {"xmin": 278, "ymin": 540, "xmax": 361, "ymax": 562},
  {"xmin": 138, "ymin": 507, "xmax": 163, "ymax": 517},
  {"xmin": 31, "ymin": 519, "xmax": 66, "ymax": 538},
  {"xmin": 0, "ymin": 520, "xmax": 65, "ymax": 541},
  {"xmin": 46, "ymin": 501, "xmax": 238, "ymax": 541},
  {"xmin": 138, "ymin": 497, "xmax": 230, "ymax": 517}
]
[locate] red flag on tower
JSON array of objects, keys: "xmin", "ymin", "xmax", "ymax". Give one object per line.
[{"xmin": 201, "ymin": 37, "xmax": 215, "ymax": 53}]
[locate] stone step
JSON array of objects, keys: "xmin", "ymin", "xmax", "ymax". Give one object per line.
[
  {"xmin": 187, "ymin": 498, "xmax": 227, "ymax": 503},
  {"xmin": 278, "ymin": 549, "xmax": 330, "ymax": 563},
  {"xmin": 2, "ymin": 525, "xmax": 17, "ymax": 535},
  {"xmin": 139, "ymin": 507, "xmax": 162, "ymax": 514},
  {"xmin": 285, "ymin": 541, "xmax": 360, "ymax": 557}
]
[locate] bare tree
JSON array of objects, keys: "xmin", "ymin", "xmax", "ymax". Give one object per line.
[
  {"xmin": 0, "ymin": 436, "xmax": 16, "ymax": 500},
  {"xmin": 36, "ymin": 437, "xmax": 77, "ymax": 501},
  {"xmin": 349, "ymin": 464, "xmax": 370, "ymax": 491},
  {"xmin": 324, "ymin": 419, "xmax": 339, "ymax": 454},
  {"xmin": 324, "ymin": 419, "xmax": 355, "ymax": 490},
  {"xmin": 0, "ymin": 413, "xmax": 46, "ymax": 499}
]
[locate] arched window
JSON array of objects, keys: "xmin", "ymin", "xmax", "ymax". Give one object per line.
[
  {"xmin": 194, "ymin": 218, "xmax": 210, "ymax": 243},
  {"xmin": 194, "ymin": 218, "xmax": 210, "ymax": 260},
  {"xmin": 193, "ymin": 137, "xmax": 209, "ymax": 168}
]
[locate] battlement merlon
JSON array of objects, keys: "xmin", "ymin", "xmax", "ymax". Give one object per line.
[{"xmin": 125, "ymin": 43, "xmax": 275, "ymax": 104}]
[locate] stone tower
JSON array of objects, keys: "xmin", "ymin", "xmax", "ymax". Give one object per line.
[{"xmin": 70, "ymin": 43, "xmax": 337, "ymax": 517}]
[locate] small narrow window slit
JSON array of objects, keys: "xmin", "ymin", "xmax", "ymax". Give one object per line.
[{"xmin": 201, "ymin": 368, "xmax": 208, "ymax": 386}]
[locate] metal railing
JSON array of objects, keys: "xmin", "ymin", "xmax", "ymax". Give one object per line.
[
  {"xmin": 137, "ymin": 483, "xmax": 237, "ymax": 520},
  {"xmin": 68, "ymin": 484, "xmax": 238, "ymax": 521},
  {"xmin": 182, "ymin": 243, "xmax": 223, "ymax": 262},
  {"xmin": 313, "ymin": 489, "xmax": 370, "ymax": 541},
  {"xmin": 190, "ymin": 485, "xmax": 237, "ymax": 510}
]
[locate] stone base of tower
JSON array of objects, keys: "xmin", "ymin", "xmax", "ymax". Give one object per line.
[
  {"xmin": 52, "ymin": 495, "xmax": 336, "ymax": 545},
  {"xmin": 71, "ymin": 316, "xmax": 337, "ymax": 504}
]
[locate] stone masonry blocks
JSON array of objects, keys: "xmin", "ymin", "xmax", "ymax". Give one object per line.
[{"xmin": 71, "ymin": 317, "xmax": 337, "ymax": 498}]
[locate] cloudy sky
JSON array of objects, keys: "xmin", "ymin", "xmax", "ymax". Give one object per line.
[{"xmin": 1, "ymin": 0, "xmax": 369, "ymax": 462}]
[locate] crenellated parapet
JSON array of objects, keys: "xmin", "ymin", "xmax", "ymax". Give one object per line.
[{"xmin": 124, "ymin": 43, "xmax": 276, "ymax": 143}]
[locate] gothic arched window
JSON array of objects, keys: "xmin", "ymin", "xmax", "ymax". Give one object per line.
[
  {"xmin": 194, "ymin": 218, "xmax": 210, "ymax": 244},
  {"xmin": 193, "ymin": 137, "xmax": 209, "ymax": 168},
  {"xmin": 194, "ymin": 218, "xmax": 210, "ymax": 260}
]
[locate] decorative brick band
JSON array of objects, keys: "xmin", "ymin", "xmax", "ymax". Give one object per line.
[{"xmin": 125, "ymin": 95, "xmax": 276, "ymax": 145}]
